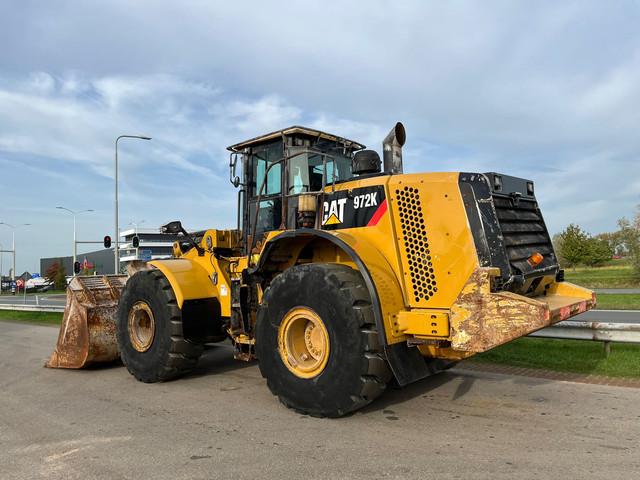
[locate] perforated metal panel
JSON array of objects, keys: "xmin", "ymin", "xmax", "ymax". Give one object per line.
[{"xmin": 395, "ymin": 185, "xmax": 438, "ymax": 304}]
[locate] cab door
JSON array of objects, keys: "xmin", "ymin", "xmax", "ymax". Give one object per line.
[{"xmin": 245, "ymin": 140, "xmax": 283, "ymax": 251}]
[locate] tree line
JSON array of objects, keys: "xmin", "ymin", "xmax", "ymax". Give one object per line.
[{"xmin": 553, "ymin": 205, "xmax": 640, "ymax": 272}]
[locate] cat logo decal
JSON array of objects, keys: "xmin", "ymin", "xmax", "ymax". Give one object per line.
[{"xmin": 322, "ymin": 198, "xmax": 347, "ymax": 225}]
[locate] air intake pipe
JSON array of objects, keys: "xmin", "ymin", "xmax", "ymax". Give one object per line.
[{"xmin": 382, "ymin": 122, "xmax": 406, "ymax": 175}]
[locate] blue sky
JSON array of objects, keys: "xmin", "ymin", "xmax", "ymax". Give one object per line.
[{"xmin": 1, "ymin": 1, "xmax": 639, "ymax": 274}]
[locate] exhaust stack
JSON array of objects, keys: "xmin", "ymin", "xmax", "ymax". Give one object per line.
[{"xmin": 382, "ymin": 122, "xmax": 406, "ymax": 175}]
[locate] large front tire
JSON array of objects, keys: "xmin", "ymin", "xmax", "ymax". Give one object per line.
[
  {"xmin": 256, "ymin": 264, "xmax": 391, "ymax": 417},
  {"xmin": 116, "ymin": 269, "xmax": 203, "ymax": 383}
]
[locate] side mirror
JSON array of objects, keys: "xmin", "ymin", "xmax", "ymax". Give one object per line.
[
  {"xmin": 161, "ymin": 221, "xmax": 183, "ymax": 234},
  {"xmin": 229, "ymin": 153, "xmax": 241, "ymax": 188},
  {"xmin": 352, "ymin": 150, "xmax": 381, "ymax": 175}
]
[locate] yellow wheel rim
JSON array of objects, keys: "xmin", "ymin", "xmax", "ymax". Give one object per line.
[
  {"xmin": 128, "ymin": 301, "xmax": 155, "ymax": 352},
  {"xmin": 278, "ymin": 307, "xmax": 330, "ymax": 379}
]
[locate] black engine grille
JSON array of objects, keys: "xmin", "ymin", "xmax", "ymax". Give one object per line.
[{"xmin": 492, "ymin": 194, "xmax": 556, "ymax": 275}]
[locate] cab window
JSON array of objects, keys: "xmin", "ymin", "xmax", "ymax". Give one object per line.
[
  {"xmin": 287, "ymin": 147, "xmax": 353, "ymax": 195},
  {"xmin": 249, "ymin": 199, "xmax": 282, "ymax": 235},
  {"xmin": 252, "ymin": 141, "xmax": 282, "ymax": 197}
]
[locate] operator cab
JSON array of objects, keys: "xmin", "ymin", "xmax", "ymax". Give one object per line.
[{"xmin": 227, "ymin": 126, "xmax": 368, "ymax": 252}]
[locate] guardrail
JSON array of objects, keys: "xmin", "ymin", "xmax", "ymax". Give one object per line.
[
  {"xmin": 530, "ymin": 321, "xmax": 640, "ymax": 356},
  {"xmin": 531, "ymin": 321, "xmax": 640, "ymax": 343},
  {"xmin": 0, "ymin": 304, "xmax": 64, "ymax": 313}
]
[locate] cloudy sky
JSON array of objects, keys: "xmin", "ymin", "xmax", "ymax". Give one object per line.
[{"xmin": 1, "ymin": 1, "xmax": 639, "ymax": 274}]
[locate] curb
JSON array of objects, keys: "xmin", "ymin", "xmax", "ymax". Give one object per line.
[{"xmin": 455, "ymin": 361, "xmax": 640, "ymax": 388}]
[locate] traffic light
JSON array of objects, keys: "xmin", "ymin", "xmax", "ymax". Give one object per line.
[
  {"xmin": 74, "ymin": 261, "xmax": 81, "ymax": 274},
  {"xmin": 103, "ymin": 235, "xmax": 111, "ymax": 248},
  {"xmin": 132, "ymin": 235, "xmax": 140, "ymax": 248}
]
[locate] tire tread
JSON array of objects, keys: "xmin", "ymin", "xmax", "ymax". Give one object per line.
[
  {"xmin": 258, "ymin": 263, "xmax": 391, "ymax": 417},
  {"xmin": 118, "ymin": 269, "xmax": 203, "ymax": 383}
]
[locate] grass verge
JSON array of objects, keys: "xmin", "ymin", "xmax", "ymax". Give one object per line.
[
  {"xmin": 564, "ymin": 265, "xmax": 640, "ymax": 289},
  {"xmin": 472, "ymin": 337, "xmax": 640, "ymax": 378},
  {"xmin": 595, "ymin": 293, "xmax": 640, "ymax": 310},
  {"xmin": 0, "ymin": 310, "xmax": 63, "ymax": 326}
]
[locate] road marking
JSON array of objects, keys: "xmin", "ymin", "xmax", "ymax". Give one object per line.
[{"xmin": 45, "ymin": 447, "xmax": 82, "ymax": 462}]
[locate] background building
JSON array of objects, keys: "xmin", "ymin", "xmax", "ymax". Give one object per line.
[
  {"xmin": 119, "ymin": 228, "xmax": 180, "ymax": 263},
  {"xmin": 41, "ymin": 249, "xmax": 116, "ymax": 276},
  {"xmin": 39, "ymin": 229, "xmax": 184, "ymax": 277}
]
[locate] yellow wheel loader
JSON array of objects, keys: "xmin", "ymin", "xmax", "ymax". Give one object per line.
[{"xmin": 47, "ymin": 123, "xmax": 595, "ymax": 417}]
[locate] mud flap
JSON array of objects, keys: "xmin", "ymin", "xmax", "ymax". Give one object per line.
[
  {"xmin": 46, "ymin": 275, "xmax": 127, "ymax": 369},
  {"xmin": 383, "ymin": 343, "xmax": 431, "ymax": 386}
]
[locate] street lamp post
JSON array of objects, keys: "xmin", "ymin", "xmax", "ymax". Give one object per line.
[
  {"xmin": 128, "ymin": 219, "xmax": 145, "ymax": 235},
  {"xmin": 115, "ymin": 135, "xmax": 152, "ymax": 273},
  {"xmin": 56, "ymin": 207, "xmax": 94, "ymax": 275},
  {"xmin": 0, "ymin": 222, "xmax": 31, "ymax": 282}
]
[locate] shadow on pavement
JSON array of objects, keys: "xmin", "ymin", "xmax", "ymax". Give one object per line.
[
  {"xmin": 360, "ymin": 371, "xmax": 459, "ymax": 414},
  {"xmin": 184, "ymin": 343, "xmax": 255, "ymax": 379}
]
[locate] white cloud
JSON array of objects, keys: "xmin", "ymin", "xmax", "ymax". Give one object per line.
[
  {"xmin": 2, "ymin": 1, "xmax": 640, "ymax": 272},
  {"xmin": 209, "ymin": 95, "xmax": 301, "ymax": 138},
  {"xmin": 27, "ymin": 72, "xmax": 56, "ymax": 94}
]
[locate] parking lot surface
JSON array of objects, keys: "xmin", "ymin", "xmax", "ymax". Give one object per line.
[{"xmin": 1, "ymin": 321, "xmax": 638, "ymax": 480}]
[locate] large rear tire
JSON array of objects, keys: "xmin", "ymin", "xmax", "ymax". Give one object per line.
[
  {"xmin": 255, "ymin": 264, "xmax": 392, "ymax": 417},
  {"xmin": 116, "ymin": 269, "xmax": 203, "ymax": 383}
]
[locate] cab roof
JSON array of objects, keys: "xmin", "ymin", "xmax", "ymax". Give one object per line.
[{"xmin": 226, "ymin": 125, "xmax": 366, "ymax": 152}]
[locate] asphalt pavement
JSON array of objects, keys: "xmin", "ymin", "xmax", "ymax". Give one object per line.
[
  {"xmin": 1, "ymin": 321, "xmax": 638, "ymax": 480},
  {"xmin": 576, "ymin": 309, "xmax": 640, "ymax": 324},
  {"xmin": 0, "ymin": 294, "xmax": 66, "ymax": 307}
]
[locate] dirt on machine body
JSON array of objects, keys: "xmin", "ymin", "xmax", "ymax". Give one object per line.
[{"xmin": 48, "ymin": 122, "xmax": 595, "ymax": 417}]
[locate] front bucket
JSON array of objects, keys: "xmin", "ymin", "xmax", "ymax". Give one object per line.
[{"xmin": 46, "ymin": 275, "xmax": 127, "ymax": 369}]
